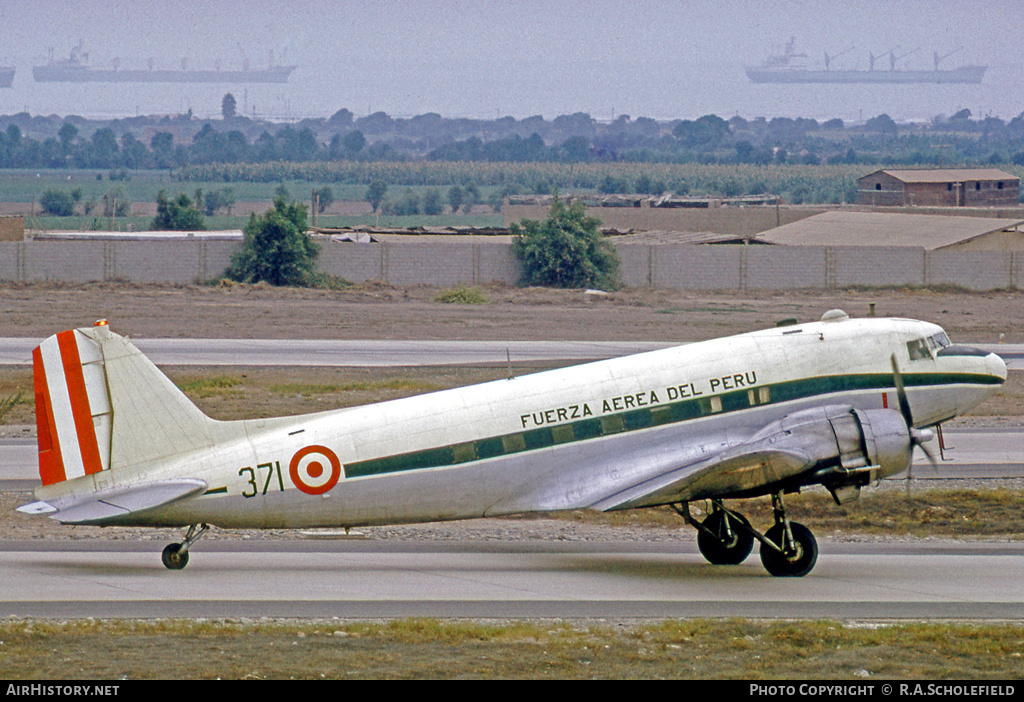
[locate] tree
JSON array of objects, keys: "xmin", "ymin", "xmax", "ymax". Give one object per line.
[
  {"xmin": 151, "ymin": 190, "xmax": 206, "ymax": 230},
  {"xmin": 58, "ymin": 122, "xmax": 78, "ymax": 152},
  {"xmin": 673, "ymin": 114, "xmax": 731, "ymax": 149},
  {"xmin": 150, "ymin": 131, "xmax": 175, "ymax": 168},
  {"xmin": 510, "ymin": 194, "xmax": 619, "ymax": 290},
  {"xmin": 203, "ymin": 187, "xmax": 236, "ymax": 216},
  {"xmin": 221, "ymin": 93, "xmax": 237, "ymax": 120},
  {"xmin": 865, "ymin": 113, "xmax": 898, "ymax": 137},
  {"xmin": 365, "ymin": 180, "xmax": 387, "ymax": 212},
  {"xmin": 422, "ymin": 188, "xmax": 443, "ymax": 215},
  {"xmin": 340, "ymin": 130, "xmax": 366, "ymax": 157},
  {"xmin": 226, "ymin": 196, "xmax": 319, "ymax": 286},
  {"xmin": 39, "ymin": 188, "xmax": 74, "ymax": 216},
  {"xmin": 89, "ymin": 127, "xmax": 120, "ymax": 168},
  {"xmin": 313, "ymin": 186, "xmax": 334, "ymax": 214},
  {"xmin": 448, "ymin": 185, "xmax": 465, "ymax": 213}
]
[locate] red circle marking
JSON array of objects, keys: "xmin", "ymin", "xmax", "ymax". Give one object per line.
[{"xmin": 289, "ymin": 445, "xmax": 341, "ymax": 495}]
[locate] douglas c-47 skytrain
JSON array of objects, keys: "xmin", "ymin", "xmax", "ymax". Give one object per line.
[{"xmin": 18, "ymin": 310, "xmax": 1006, "ymax": 577}]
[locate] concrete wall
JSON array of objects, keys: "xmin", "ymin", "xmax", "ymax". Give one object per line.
[{"xmin": 2, "ymin": 238, "xmax": 1023, "ymax": 291}]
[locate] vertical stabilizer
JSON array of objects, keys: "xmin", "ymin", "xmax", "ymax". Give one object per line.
[{"xmin": 32, "ymin": 323, "xmax": 226, "ymax": 485}]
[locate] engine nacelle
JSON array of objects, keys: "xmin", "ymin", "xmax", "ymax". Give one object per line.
[
  {"xmin": 829, "ymin": 408, "xmax": 914, "ymax": 481},
  {"xmin": 748, "ymin": 405, "xmax": 915, "ymax": 501}
]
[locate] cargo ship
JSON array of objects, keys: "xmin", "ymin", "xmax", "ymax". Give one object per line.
[
  {"xmin": 746, "ymin": 38, "xmax": 986, "ymax": 85},
  {"xmin": 32, "ymin": 45, "xmax": 295, "ymax": 84}
]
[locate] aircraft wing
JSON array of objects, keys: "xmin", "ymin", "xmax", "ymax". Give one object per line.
[
  {"xmin": 590, "ymin": 445, "xmax": 814, "ymax": 512},
  {"xmin": 17, "ymin": 479, "xmax": 208, "ymax": 525},
  {"xmin": 589, "ymin": 403, "xmax": 918, "ymax": 512}
]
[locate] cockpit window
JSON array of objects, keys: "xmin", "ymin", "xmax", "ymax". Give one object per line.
[
  {"xmin": 907, "ymin": 338, "xmax": 930, "ymax": 360},
  {"xmin": 908, "ymin": 332, "xmax": 951, "ymax": 361}
]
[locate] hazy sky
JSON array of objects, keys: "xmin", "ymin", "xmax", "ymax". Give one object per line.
[{"xmin": 1, "ymin": 0, "xmax": 1021, "ymax": 124}]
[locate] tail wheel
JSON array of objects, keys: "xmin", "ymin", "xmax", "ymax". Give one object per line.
[
  {"xmin": 760, "ymin": 522, "xmax": 818, "ymax": 577},
  {"xmin": 697, "ymin": 510, "xmax": 754, "ymax": 565},
  {"xmin": 161, "ymin": 542, "xmax": 189, "ymax": 570}
]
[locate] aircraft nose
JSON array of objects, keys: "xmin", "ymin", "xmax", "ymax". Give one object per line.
[{"xmin": 986, "ymin": 351, "xmax": 1008, "ymax": 383}]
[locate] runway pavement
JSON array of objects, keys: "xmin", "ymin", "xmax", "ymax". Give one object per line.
[{"xmin": 0, "ymin": 539, "xmax": 1020, "ymax": 620}]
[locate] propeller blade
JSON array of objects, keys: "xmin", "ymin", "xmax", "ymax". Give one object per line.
[
  {"xmin": 905, "ymin": 427, "xmax": 936, "ymax": 500},
  {"xmin": 890, "ymin": 354, "xmax": 914, "ymax": 427}
]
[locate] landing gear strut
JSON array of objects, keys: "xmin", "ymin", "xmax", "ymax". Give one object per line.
[
  {"xmin": 679, "ymin": 501, "xmax": 754, "ymax": 565},
  {"xmin": 676, "ymin": 491, "xmax": 819, "ymax": 577},
  {"xmin": 162, "ymin": 523, "xmax": 209, "ymax": 570}
]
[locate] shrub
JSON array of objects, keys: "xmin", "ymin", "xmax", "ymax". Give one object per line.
[
  {"xmin": 225, "ymin": 196, "xmax": 319, "ymax": 286},
  {"xmin": 434, "ymin": 285, "xmax": 488, "ymax": 304},
  {"xmin": 511, "ymin": 195, "xmax": 619, "ymax": 290},
  {"xmin": 39, "ymin": 188, "xmax": 74, "ymax": 216},
  {"xmin": 151, "ymin": 190, "xmax": 205, "ymax": 230}
]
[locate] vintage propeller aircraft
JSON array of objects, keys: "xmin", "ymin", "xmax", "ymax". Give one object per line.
[{"xmin": 18, "ymin": 310, "xmax": 1006, "ymax": 576}]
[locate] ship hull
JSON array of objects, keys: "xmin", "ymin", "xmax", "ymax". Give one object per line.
[
  {"xmin": 746, "ymin": 65, "xmax": 986, "ymax": 84},
  {"xmin": 32, "ymin": 66, "xmax": 295, "ymax": 84}
]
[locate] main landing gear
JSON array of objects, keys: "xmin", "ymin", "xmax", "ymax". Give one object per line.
[
  {"xmin": 161, "ymin": 523, "xmax": 209, "ymax": 570},
  {"xmin": 675, "ymin": 492, "xmax": 819, "ymax": 577}
]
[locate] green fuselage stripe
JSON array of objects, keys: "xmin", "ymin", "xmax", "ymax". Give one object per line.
[{"xmin": 343, "ymin": 372, "xmax": 998, "ymax": 480}]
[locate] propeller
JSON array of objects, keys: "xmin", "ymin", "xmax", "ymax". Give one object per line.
[{"xmin": 891, "ymin": 354, "xmax": 938, "ymax": 497}]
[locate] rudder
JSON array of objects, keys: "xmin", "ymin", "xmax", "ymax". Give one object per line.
[
  {"xmin": 32, "ymin": 322, "xmax": 223, "ymax": 486},
  {"xmin": 33, "ymin": 328, "xmax": 111, "ymax": 486}
]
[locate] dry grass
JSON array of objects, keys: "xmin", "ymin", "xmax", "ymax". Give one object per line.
[{"xmin": 0, "ymin": 618, "xmax": 1020, "ymax": 679}]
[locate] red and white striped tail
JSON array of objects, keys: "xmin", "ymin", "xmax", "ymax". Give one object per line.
[{"xmin": 33, "ymin": 329, "xmax": 112, "ymax": 486}]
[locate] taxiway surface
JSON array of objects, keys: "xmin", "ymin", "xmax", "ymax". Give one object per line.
[{"xmin": 1, "ymin": 539, "xmax": 1021, "ymax": 620}]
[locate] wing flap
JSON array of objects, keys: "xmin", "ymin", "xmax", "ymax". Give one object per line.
[
  {"xmin": 590, "ymin": 447, "xmax": 812, "ymax": 512},
  {"xmin": 18, "ymin": 479, "xmax": 208, "ymax": 525}
]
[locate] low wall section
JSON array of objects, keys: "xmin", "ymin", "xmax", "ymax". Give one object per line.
[{"xmin": 2, "ymin": 238, "xmax": 1023, "ymax": 291}]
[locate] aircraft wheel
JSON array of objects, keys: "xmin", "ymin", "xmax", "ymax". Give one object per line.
[
  {"xmin": 760, "ymin": 522, "xmax": 817, "ymax": 577},
  {"xmin": 161, "ymin": 543, "xmax": 189, "ymax": 570},
  {"xmin": 697, "ymin": 510, "xmax": 754, "ymax": 565}
]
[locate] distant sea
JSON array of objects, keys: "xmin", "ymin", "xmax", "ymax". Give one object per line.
[{"xmin": 1, "ymin": 57, "xmax": 1020, "ymax": 126}]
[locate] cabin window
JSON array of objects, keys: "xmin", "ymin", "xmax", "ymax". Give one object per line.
[
  {"xmin": 975, "ymin": 182, "xmax": 981, "ymax": 190},
  {"xmin": 875, "ymin": 183, "xmax": 882, "ymax": 190},
  {"xmin": 906, "ymin": 338, "xmax": 931, "ymax": 361},
  {"xmin": 998, "ymin": 181, "xmax": 1004, "ymax": 189}
]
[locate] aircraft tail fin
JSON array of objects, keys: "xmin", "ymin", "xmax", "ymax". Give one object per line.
[{"xmin": 32, "ymin": 322, "xmax": 221, "ymax": 486}]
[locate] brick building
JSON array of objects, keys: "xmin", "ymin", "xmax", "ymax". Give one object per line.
[{"xmin": 857, "ymin": 168, "xmax": 1020, "ymax": 207}]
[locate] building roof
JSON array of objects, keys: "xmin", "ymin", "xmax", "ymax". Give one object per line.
[
  {"xmin": 758, "ymin": 211, "xmax": 1024, "ymax": 250},
  {"xmin": 859, "ymin": 168, "xmax": 1019, "ymax": 184}
]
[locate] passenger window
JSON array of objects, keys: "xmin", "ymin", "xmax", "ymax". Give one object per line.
[{"xmin": 906, "ymin": 338, "xmax": 930, "ymax": 361}]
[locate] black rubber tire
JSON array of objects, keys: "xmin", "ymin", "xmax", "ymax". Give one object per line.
[
  {"xmin": 760, "ymin": 522, "xmax": 818, "ymax": 577},
  {"xmin": 161, "ymin": 543, "xmax": 189, "ymax": 570},
  {"xmin": 696, "ymin": 510, "xmax": 755, "ymax": 565}
]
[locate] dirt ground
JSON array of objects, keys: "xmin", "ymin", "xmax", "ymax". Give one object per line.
[{"xmin": 2, "ymin": 280, "xmax": 1023, "ymax": 343}]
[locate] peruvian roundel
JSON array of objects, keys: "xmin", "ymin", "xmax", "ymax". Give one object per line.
[{"xmin": 289, "ymin": 445, "xmax": 343, "ymax": 495}]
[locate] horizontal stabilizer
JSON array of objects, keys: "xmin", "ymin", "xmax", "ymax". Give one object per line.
[{"xmin": 18, "ymin": 479, "xmax": 208, "ymax": 525}]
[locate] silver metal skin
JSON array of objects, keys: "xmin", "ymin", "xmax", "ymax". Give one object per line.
[{"xmin": 21, "ymin": 312, "xmax": 1006, "ymax": 575}]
